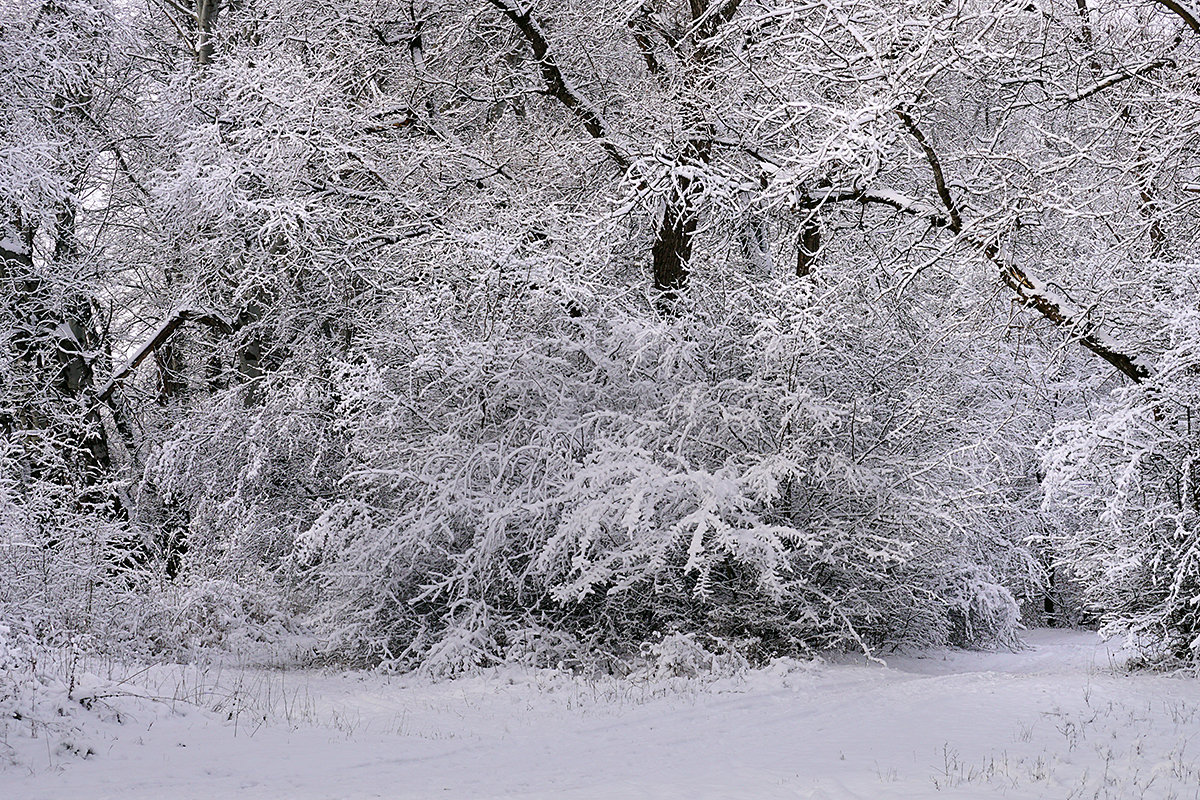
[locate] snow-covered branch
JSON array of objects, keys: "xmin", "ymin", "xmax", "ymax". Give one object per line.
[
  {"xmin": 487, "ymin": 0, "xmax": 630, "ymax": 170},
  {"xmin": 1151, "ymin": 0, "xmax": 1200, "ymax": 35},
  {"xmin": 95, "ymin": 308, "xmax": 237, "ymax": 403},
  {"xmin": 802, "ymin": 177, "xmax": 1150, "ymax": 383}
]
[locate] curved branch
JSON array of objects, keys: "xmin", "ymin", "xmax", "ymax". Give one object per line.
[
  {"xmin": 1150, "ymin": 0, "xmax": 1200, "ymax": 35},
  {"xmin": 801, "ymin": 184, "xmax": 1150, "ymax": 383},
  {"xmin": 998, "ymin": 263, "xmax": 1150, "ymax": 382},
  {"xmin": 896, "ymin": 110, "xmax": 963, "ymax": 234},
  {"xmin": 893, "ymin": 111, "xmax": 1147, "ymax": 382},
  {"xmin": 1054, "ymin": 58, "xmax": 1174, "ymax": 105}
]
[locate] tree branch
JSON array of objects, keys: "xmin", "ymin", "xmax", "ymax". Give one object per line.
[
  {"xmin": 997, "ymin": 262, "xmax": 1150, "ymax": 381},
  {"xmin": 895, "ymin": 110, "xmax": 964, "ymax": 234},
  {"xmin": 802, "ymin": 178, "xmax": 1150, "ymax": 383},
  {"xmin": 1150, "ymin": 0, "xmax": 1200, "ymax": 35},
  {"xmin": 487, "ymin": 0, "xmax": 630, "ymax": 170},
  {"xmin": 1053, "ymin": 58, "xmax": 1174, "ymax": 105},
  {"xmin": 407, "ymin": 15, "xmax": 517, "ymax": 182},
  {"xmin": 96, "ymin": 308, "xmax": 238, "ymax": 402},
  {"xmin": 1074, "ymin": 0, "xmax": 1095, "ymax": 49},
  {"xmin": 691, "ymin": 0, "xmax": 742, "ymax": 46},
  {"xmin": 888, "ymin": 110, "xmax": 1148, "ymax": 381},
  {"xmin": 628, "ymin": 21, "xmax": 663, "ymax": 76}
]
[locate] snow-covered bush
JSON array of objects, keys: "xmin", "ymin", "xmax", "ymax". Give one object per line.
[
  {"xmin": 0, "ymin": 622, "xmax": 98, "ymax": 767},
  {"xmin": 0, "ymin": 439, "xmax": 136, "ymax": 647},
  {"xmin": 126, "ymin": 577, "xmax": 296, "ymax": 660},
  {"xmin": 0, "ymin": 433, "xmax": 296, "ymax": 663},
  {"xmin": 1044, "ymin": 281, "xmax": 1200, "ymax": 665},
  {"xmin": 939, "ymin": 566, "xmax": 1023, "ymax": 650},
  {"xmin": 279, "ymin": 266, "xmax": 1030, "ymax": 672},
  {"xmin": 636, "ymin": 632, "xmax": 749, "ymax": 680}
]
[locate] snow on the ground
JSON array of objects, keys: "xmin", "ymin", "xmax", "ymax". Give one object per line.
[{"xmin": 4, "ymin": 630, "xmax": 1200, "ymax": 799}]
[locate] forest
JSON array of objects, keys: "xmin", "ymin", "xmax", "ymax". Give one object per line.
[{"xmin": 4, "ymin": 0, "xmax": 1200, "ymax": 681}]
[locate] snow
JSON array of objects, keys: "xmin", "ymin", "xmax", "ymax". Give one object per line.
[
  {"xmin": 0, "ymin": 234, "xmax": 28, "ymax": 255},
  {"xmin": 6, "ymin": 630, "xmax": 1200, "ymax": 799}
]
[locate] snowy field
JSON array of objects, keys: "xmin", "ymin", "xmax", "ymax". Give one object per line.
[{"xmin": 5, "ymin": 630, "xmax": 1200, "ymax": 799}]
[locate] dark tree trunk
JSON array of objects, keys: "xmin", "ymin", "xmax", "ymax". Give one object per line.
[
  {"xmin": 651, "ymin": 135, "xmax": 710, "ymax": 309},
  {"xmin": 796, "ymin": 216, "xmax": 820, "ymax": 276},
  {"xmin": 3, "ymin": 204, "xmax": 114, "ymax": 486},
  {"xmin": 652, "ymin": 192, "xmax": 697, "ymax": 302}
]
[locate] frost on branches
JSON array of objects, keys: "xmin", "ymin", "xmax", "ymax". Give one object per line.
[
  {"xmin": 288, "ymin": 277, "xmax": 1026, "ymax": 672},
  {"xmin": 6, "ymin": 0, "xmax": 1200, "ymax": 679}
]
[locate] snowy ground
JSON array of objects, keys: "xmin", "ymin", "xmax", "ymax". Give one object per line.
[{"xmin": 5, "ymin": 630, "xmax": 1200, "ymax": 799}]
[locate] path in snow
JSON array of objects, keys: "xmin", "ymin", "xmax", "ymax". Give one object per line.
[{"xmin": 6, "ymin": 630, "xmax": 1200, "ymax": 799}]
